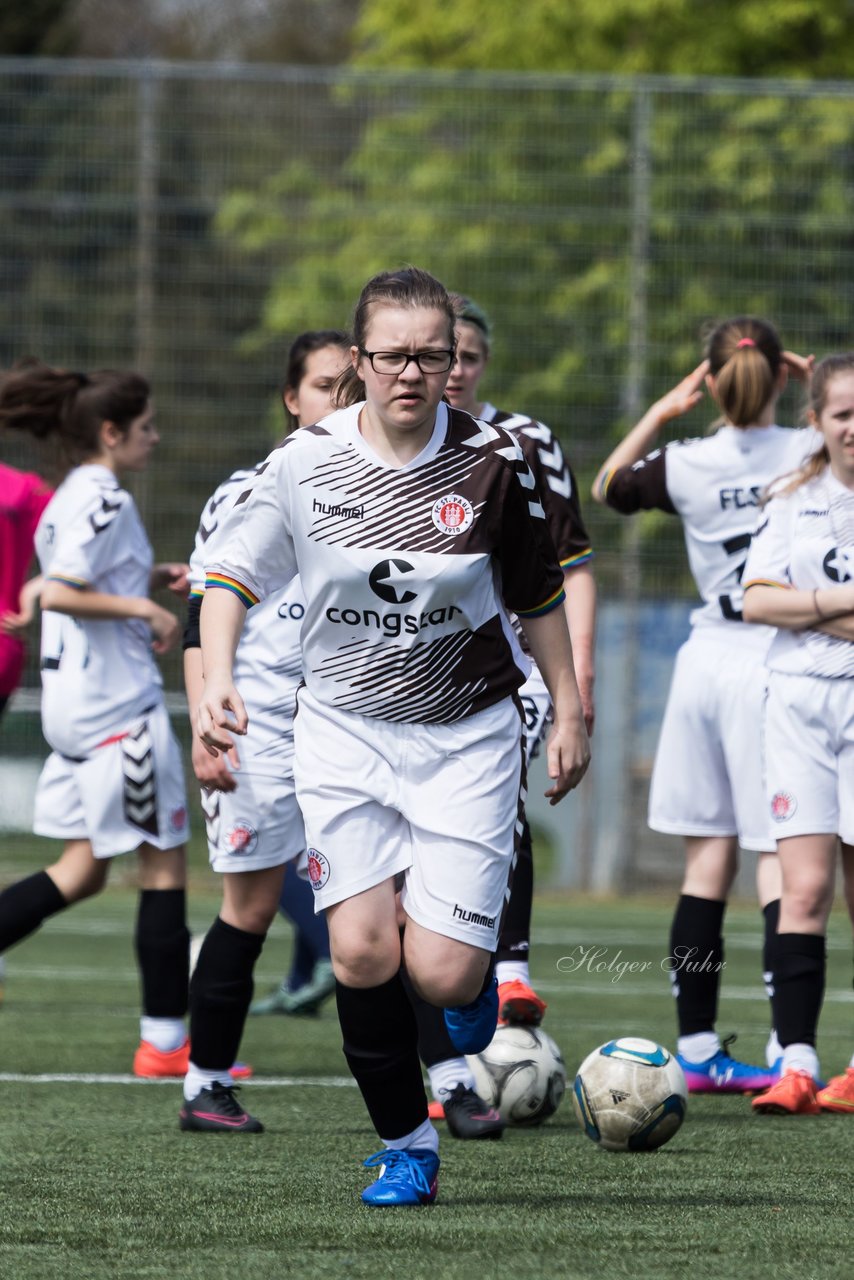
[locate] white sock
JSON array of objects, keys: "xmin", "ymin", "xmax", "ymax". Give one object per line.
[
  {"xmin": 765, "ymin": 1029, "xmax": 782, "ymax": 1068},
  {"xmin": 781, "ymin": 1044, "xmax": 820, "ymax": 1078},
  {"xmin": 183, "ymin": 1061, "xmax": 233, "ymax": 1102},
  {"xmin": 140, "ymin": 1016, "xmax": 186, "ymax": 1053},
  {"xmin": 428, "ymin": 1057, "xmax": 475, "ymax": 1102},
  {"xmin": 677, "ymin": 1031, "xmax": 721, "ymax": 1064},
  {"xmin": 495, "ymin": 960, "xmax": 530, "ymax": 986},
  {"xmin": 381, "ymin": 1118, "xmax": 439, "ymax": 1156}
]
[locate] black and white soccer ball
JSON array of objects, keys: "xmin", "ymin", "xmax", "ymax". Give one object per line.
[
  {"xmin": 467, "ymin": 1025, "xmax": 567, "ymax": 1126},
  {"xmin": 572, "ymin": 1037, "xmax": 687, "ymax": 1152}
]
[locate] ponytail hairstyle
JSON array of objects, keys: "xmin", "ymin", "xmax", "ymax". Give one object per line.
[
  {"xmin": 773, "ymin": 352, "xmax": 854, "ymax": 496},
  {"xmin": 449, "ymin": 292, "xmax": 492, "ymax": 353},
  {"xmin": 705, "ymin": 316, "xmax": 782, "ymax": 428},
  {"xmin": 282, "ymin": 329, "xmax": 350, "ymax": 430},
  {"xmin": 333, "ymin": 266, "xmax": 455, "ymax": 408},
  {"xmin": 0, "ymin": 358, "xmax": 149, "ymax": 471}
]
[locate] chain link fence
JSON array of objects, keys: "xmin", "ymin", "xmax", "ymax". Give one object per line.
[{"xmin": 2, "ymin": 58, "xmax": 853, "ymax": 891}]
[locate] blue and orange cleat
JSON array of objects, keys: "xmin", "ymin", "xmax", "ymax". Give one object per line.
[
  {"xmin": 752, "ymin": 1068, "xmax": 821, "ymax": 1115},
  {"xmin": 444, "ymin": 977, "xmax": 499, "ymax": 1055},
  {"xmin": 361, "ymin": 1147, "xmax": 439, "ymax": 1206},
  {"xmin": 498, "ymin": 978, "xmax": 547, "ymax": 1027}
]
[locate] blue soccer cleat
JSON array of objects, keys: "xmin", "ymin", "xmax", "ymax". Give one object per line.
[
  {"xmin": 361, "ymin": 1147, "xmax": 439, "ymax": 1206},
  {"xmin": 444, "ymin": 977, "xmax": 499, "ymax": 1055},
  {"xmin": 676, "ymin": 1046, "xmax": 776, "ymax": 1094}
]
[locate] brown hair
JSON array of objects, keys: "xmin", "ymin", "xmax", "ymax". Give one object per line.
[
  {"xmin": 706, "ymin": 316, "xmax": 782, "ymax": 428},
  {"xmin": 775, "ymin": 353, "xmax": 854, "ymax": 495},
  {"xmin": 0, "ymin": 358, "xmax": 150, "ymax": 470},
  {"xmin": 449, "ymin": 292, "xmax": 492, "ymax": 352},
  {"xmin": 333, "ymin": 266, "xmax": 455, "ymax": 408},
  {"xmin": 282, "ymin": 329, "xmax": 349, "ymax": 429}
]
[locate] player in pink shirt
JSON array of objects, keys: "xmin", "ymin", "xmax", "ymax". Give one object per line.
[{"xmin": 0, "ymin": 460, "xmax": 52, "ymax": 717}]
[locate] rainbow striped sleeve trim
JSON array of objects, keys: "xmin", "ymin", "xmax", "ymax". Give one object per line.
[
  {"xmin": 46, "ymin": 574, "xmax": 89, "ymax": 589},
  {"xmin": 205, "ymin": 574, "xmax": 259, "ymax": 608},
  {"xmin": 743, "ymin": 578, "xmax": 791, "ymax": 591},
  {"xmin": 188, "ymin": 588, "xmax": 205, "ymax": 600},
  {"xmin": 515, "ymin": 585, "xmax": 566, "ymax": 619},
  {"xmin": 596, "ymin": 469, "xmax": 616, "ymax": 500},
  {"xmin": 560, "ymin": 548, "xmax": 593, "ymax": 570}
]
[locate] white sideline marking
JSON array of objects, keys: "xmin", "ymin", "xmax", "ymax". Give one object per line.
[{"xmin": 0, "ymin": 1072, "xmax": 356, "ymax": 1087}]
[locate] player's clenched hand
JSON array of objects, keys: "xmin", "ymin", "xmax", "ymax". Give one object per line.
[
  {"xmin": 146, "ymin": 602, "xmax": 181, "ymax": 654},
  {"xmin": 651, "ymin": 361, "xmax": 709, "ymax": 426},
  {"xmin": 191, "ymin": 733, "xmax": 239, "ymax": 792},
  {"xmin": 544, "ymin": 713, "xmax": 591, "ymax": 805},
  {"xmin": 197, "ymin": 674, "xmax": 248, "ymax": 758}
]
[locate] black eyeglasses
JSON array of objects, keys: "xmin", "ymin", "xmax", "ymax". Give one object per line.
[{"xmin": 359, "ymin": 348, "xmax": 455, "ymax": 375}]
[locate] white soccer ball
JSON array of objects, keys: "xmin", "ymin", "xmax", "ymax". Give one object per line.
[
  {"xmin": 572, "ymin": 1037, "xmax": 687, "ymax": 1152},
  {"xmin": 466, "ymin": 1025, "xmax": 567, "ymax": 1126}
]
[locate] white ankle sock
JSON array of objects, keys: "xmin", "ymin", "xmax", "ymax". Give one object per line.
[
  {"xmin": 140, "ymin": 1016, "xmax": 186, "ymax": 1053},
  {"xmin": 677, "ymin": 1031, "xmax": 720, "ymax": 1064},
  {"xmin": 381, "ymin": 1118, "xmax": 439, "ymax": 1155},
  {"xmin": 781, "ymin": 1043, "xmax": 820, "ymax": 1078},
  {"xmin": 183, "ymin": 1062, "xmax": 232, "ymax": 1102},
  {"xmin": 765, "ymin": 1029, "xmax": 782, "ymax": 1068},
  {"xmin": 495, "ymin": 960, "xmax": 530, "ymax": 985},
  {"xmin": 428, "ymin": 1057, "xmax": 475, "ymax": 1102}
]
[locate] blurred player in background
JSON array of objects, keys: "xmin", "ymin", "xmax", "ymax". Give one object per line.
[
  {"xmin": 744, "ymin": 353, "xmax": 854, "ymax": 1115},
  {"xmin": 0, "ymin": 457, "xmax": 52, "ymax": 721},
  {"xmin": 0, "ymin": 360, "xmax": 192, "ymax": 1074},
  {"xmin": 411, "ymin": 294, "xmax": 596, "ymax": 1140},
  {"xmin": 248, "ymin": 331, "xmax": 351, "ymax": 1021},
  {"xmin": 180, "ymin": 330, "xmax": 349, "ymax": 1132},
  {"xmin": 196, "ymin": 267, "xmax": 589, "ymax": 1203},
  {"xmin": 593, "ymin": 317, "xmax": 815, "ymax": 1093}
]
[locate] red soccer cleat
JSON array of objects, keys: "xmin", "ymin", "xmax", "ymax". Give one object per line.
[
  {"xmin": 751, "ymin": 1068, "xmax": 821, "ymax": 1115},
  {"xmin": 497, "ymin": 978, "xmax": 547, "ymax": 1027}
]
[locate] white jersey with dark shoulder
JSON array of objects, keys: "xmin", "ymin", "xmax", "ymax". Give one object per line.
[
  {"xmin": 206, "ymin": 402, "xmax": 565, "ymax": 724},
  {"xmin": 34, "ymin": 463, "xmax": 162, "ymax": 757},
  {"xmin": 603, "ymin": 425, "xmax": 817, "ymax": 633},
  {"xmin": 189, "ymin": 461, "xmax": 303, "ymax": 775},
  {"xmin": 743, "ymin": 469, "xmax": 854, "ymax": 679}
]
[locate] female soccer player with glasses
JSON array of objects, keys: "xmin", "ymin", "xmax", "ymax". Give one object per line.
[{"xmin": 196, "ymin": 266, "xmax": 589, "ymax": 1204}]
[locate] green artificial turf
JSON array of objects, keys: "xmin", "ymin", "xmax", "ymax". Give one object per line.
[{"xmin": 0, "ymin": 833, "xmax": 851, "ymax": 1280}]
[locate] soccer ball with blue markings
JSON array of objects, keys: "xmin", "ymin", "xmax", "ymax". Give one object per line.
[{"xmin": 572, "ymin": 1037, "xmax": 687, "ymax": 1152}]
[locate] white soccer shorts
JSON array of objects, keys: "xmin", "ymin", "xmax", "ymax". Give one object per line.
[
  {"xmin": 648, "ymin": 628, "xmax": 774, "ymax": 851},
  {"xmin": 33, "ymin": 702, "xmax": 188, "ymax": 858},
  {"xmin": 518, "ymin": 661, "xmax": 552, "ymax": 766},
  {"xmin": 201, "ymin": 770, "xmax": 305, "ymax": 874},
  {"xmin": 764, "ymin": 670, "xmax": 854, "ymax": 844},
  {"xmin": 292, "ymin": 686, "xmax": 525, "ymax": 951}
]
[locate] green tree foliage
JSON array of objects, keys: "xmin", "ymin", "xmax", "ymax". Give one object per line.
[
  {"xmin": 0, "ymin": 0, "xmax": 78, "ymax": 55},
  {"xmin": 354, "ymin": 0, "xmax": 854, "ymax": 79}
]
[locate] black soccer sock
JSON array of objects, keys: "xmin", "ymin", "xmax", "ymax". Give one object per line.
[
  {"xmin": 336, "ymin": 972, "xmax": 427, "ymax": 1140},
  {"xmin": 135, "ymin": 888, "xmax": 190, "ymax": 1018},
  {"xmin": 669, "ymin": 895, "xmax": 726, "ymax": 1037},
  {"xmin": 189, "ymin": 916, "xmax": 265, "ymax": 1069},
  {"xmin": 762, "ymin": 898, "xmax": 780, "ymax": 1010},
  {"xmin": 0, "ymin": 870, "xmax": 67, "ymax": 952},
  {"xmin": 772, "ymin": 933, "xmax": 825, "ymax": 1049},
  {"xmin": 496, "ymin": 818, "xmax": 534, "ymax": 965}
]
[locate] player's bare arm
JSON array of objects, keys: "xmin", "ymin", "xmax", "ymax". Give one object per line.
[
  {"xmin": 39, "ymin": 580, "xmax": 181, "ymax": 654},
  {"xmin": 563, "ymin": 562, "xmax": 596, "ymax": 735},
  {"xmin": 197, "ymin": 586, "xmax": 249, "ymax": 755},
  {"xmin": 743, "ymin": 580, "xmax": 854, "ymax": 630},
  {"xmin": 518, "ymin": 606, "xmax": 590, "ymax": 803},
  {"xmin": 591, "ymin": 360, "xmax": 709, "ymax": 504},
  {"xmin": 150, "ymin": 561, "xmax": 192, "ymax": 598}
]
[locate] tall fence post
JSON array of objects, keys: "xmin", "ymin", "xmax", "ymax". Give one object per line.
[
  {"xmin": 593, "ymin": 84, "xmax": 652, "ymax": 893},
  {"xmin": 134, "ymin": 64, "xmax": 159, "ymax": 522}
]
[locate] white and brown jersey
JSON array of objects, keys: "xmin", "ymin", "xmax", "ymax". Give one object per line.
[
  {"xmin": 602, "ymin": 425, "xmax": 817, "ymax": 631},
  {"xmin": 479, "ymin": 404, "xmax": 592, "ymax": 571},
  {"xmin": 744, "ymin": 469, "xmax": 854, "ymax": 679},
  {"xmin": 207, "ymin": 402, "xmax": 565, "ymax": 724}
]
